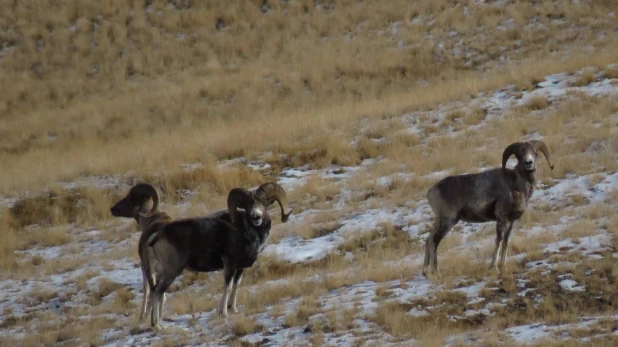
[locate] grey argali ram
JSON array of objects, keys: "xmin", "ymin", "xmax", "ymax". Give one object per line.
[{"xmin": 422, "ymin": 140, "xmax": 554, "ymax": 276}]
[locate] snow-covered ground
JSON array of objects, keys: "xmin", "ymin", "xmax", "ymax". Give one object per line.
[{"xmin": 1, "ymin": 67, "xmax": 617, "ymax": 346}]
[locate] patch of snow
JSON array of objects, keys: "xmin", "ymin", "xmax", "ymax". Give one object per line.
[
  {"xmin": 408, "ymin": 307, "xmax": 430, "ymax": 317},
  {"xmin": 559, "ymin": 279, "xmax": 585, "ymax": 292},
  {"xmin": 506, "ymin": 315, "xmax": 618, "ymax": 344},
  {"xmin": 465, "ymin": 308, "xmax": 491, "ymax": 317},
  {"xmin": 454, "ymin": 282, "xmax": 485, "ymax": 298},
  {"xmin": 265, "ymin": 234, "xmax": 343, "ymax": 263}
]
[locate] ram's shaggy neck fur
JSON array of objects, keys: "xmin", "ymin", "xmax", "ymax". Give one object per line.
[{"xmin": 231, "ymin": 211, "xmax": 272, "ymax": 267}]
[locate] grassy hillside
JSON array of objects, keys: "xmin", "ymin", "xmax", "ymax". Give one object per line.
[
  {"xmin": 1, "ymin": 1, "xmax": 618, "ymax": 346},
  {"xmin": 1, "ymin": 0, "xmax": 617, "ymax": 194}
]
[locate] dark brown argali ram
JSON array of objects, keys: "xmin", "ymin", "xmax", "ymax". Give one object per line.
[
  {"xmin": 144, "ymin": 182, "xmax": 292, "ymax": 331},
  {"xmin": 422, "ymin": 140, "xmax": 554, "ymax": 276},
  {"xmin": 110, "ymin": 184, "xmax": 173, "ymax": 323}
]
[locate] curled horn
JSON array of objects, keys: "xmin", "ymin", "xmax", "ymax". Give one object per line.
[
  {"xmin": 254, "ymin": 182, "xmax": 293, "ymax": 223},
  {"xmin": 227, "ymin": 188, "xmax": 253, "ymax": 225},
  {"xmin": 528, "ymin": 140, "xmax": 554, "ymax": 170},
  {"xmin": 132, "ymin": 183, "xmax": 159, "ymax": 217},
  {"xmin": 502, "ymin": 142, "xmax": 525, "ymax": 170}
]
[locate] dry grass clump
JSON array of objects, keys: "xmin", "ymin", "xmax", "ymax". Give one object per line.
[
  {"xmin": 112, "ymin": 287, "xmax": 136, "ymax": 312},
  {"xmin": 560, "ymin": 220, "xmax": 597, "ymax": 241},
  {"xmin": 283, "ymin": 296, "xmax": 320, "ymax": 328},
  {"xmin": 432, "ymin": 252, "xmax": 489, "ymax": 281},
  {"xmin": 166, "ymin": 289, "xmax": 218, "ymax": 317},
  {"xmin": 570, "ymin": 69, "xmax": 597, "ymax": 87},
  {"xmin": 144, "ymin": 161, "xmax": 266, "ymax": 203},
  {"xmin": 509, "ymin": 231, "xmax": 560, "ymax": 256},
  {"xmin": 88, "ymin": 278, "xmax": 124, "ymax": 306},
  {"xmin": 337, "ymin": 223, "xmax": 413, "ymax": 258},
  {"xmin": 242, "ymin": 275, "xmax": 324, "ymax": 312},
  {"xmin": 10, "ymin": 191, "xmax": 81, "ymax": 227},
  {"xmin": 290, "ymin": 177, "xmax": 342, "ymax": 208},
  {"xmin": 0, "ymin": 210, "xmax": 19, "ymax": 271},
  {"xmin": 526, "ymin": 95, "xmax": 550, "ymax": 111},
  {"xmin": 21, "ymin": 226, "xmax": 71, "ymax": 251},
  {"xmin": 10, "ymin": 186, "xmax": 120, "ymax": 228},
  {"xmin": 355, "ymin": 136, "xmax": 381, "ymax": 160},
  {"xmin": 461, "ymin": 107, "xmax": 487, "ymax": 126},
  {"xmin": 231, "ymin": 315, "xmax": 263, "ymax": 337},
  {"xmin": 602, "ymin": 68, "xmax": 618, "ymax": 80},
  {"xmin": 295, "ymin": 220, "xmax": 343, "ymax": 241},
  {"xmin": 75, "ymin": 270, "xmax": 99, "ymax": 292},
  {"xmin": 372, "ymin": 291, "xmax": 473, "ymax": 339}
]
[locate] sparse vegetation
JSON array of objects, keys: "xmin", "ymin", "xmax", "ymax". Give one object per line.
[
  {"xmin": 1, "ymin": 0, "xmax": 618, "ymax": 345},
  {"xmin": 231, "ymin": 316, "xmax": 263, "ymax": 337},
  {"xmin": 526, "ymin": 95, "xmax": 550, "ymax": 111}
]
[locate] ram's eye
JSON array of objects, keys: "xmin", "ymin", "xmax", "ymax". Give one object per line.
[{"xmin": 267, "ymin": 198, "xmax": 275, "ymax": 206}]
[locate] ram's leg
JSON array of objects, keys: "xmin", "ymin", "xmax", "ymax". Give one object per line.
[
  {"xmin": 424, "ymin": 217, "xmax": 459, "ymax": 276},
  {"xmin": 159, "ymin": 292, "xmax": 166, "ymax": 320},
  {"xmin": 228, "ymin": 269, "xmax": 244, "ymax": 314},
  {"xmin": 489, "ymin": 221, "xmax": 508, "ymax": 273},
  {"xmin": 143, "ymin": 273, "xmax": 158, "ymax": 323},
  {"xmin": 151, "ymin": 293, "xmax": 164, "ymax": 331},
  {"xmin": 219, "ymin": 263, "xmax": 235, "ymax": 317},
  {"xmin": 147, "ymin": 290, "xmax": 159, "ymax": 331},
  {"xmin": 151, "ymin": 275, "xmax": 175, "ymax": 332},
  {"xmin": 432, "ymin": 218, "xmax": 459, "ymax": 275},
  {"xmin": 152, "ymin": 271, "xmax": 166, "ymax": 319},
  {"xmin": 499, "ymin": 221, "xmax": 515, "ymax": 272},
  {"xmin": 139, "ymin": 269, "xmax": 150, "ymax": 322},
  {"xmin": 423, "ymin": 219, "xmax": 441, "ymax": 276}
]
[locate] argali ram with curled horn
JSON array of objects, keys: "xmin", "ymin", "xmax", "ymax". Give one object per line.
[
  {"xmin": 422, "ymin": 140, "xmax": 554, "ymax": 276},
  {"xmin": 110, "ymin": 183, "xmax": 172, "ymax": 324},
  {"xmin": 143, "ymin": 182, "xmax": 292, "ymax": 331}
]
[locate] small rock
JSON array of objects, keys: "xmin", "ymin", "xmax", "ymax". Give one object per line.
[{"xmin": 48, "ymin": 297, "xmax": 65, "ymax": 314}]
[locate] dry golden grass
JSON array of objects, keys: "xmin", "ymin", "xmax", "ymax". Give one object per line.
[
  {"xmin": 111, "ymin": 287, "xmax": 136, "ymax": 312},
  {"xmin": 371, "ymin": 291, "xmax": 473, "ymax": 340},
  {"xmin": 88, "ymin": 278, "xmax": 123, "ymax": 306},
  {"xmin": 570, "ymin": 69, "xmax": 597, "ymax": 87},
  {"xmin": 288, "ymin": 177, "xmax": 343, "ymax": 211},
  {"xmin": 378, "ymin": 251, "xmax": 618, "ymax": 344},
  {"xmin": 526, "ymin": 95, "xmax": 550, "ymax": 111},
  {"xmin": 0, "ymin": 211, "xmax": 19, "ymax": 271},
  {"xmin": 509, "ymin": 232, "xmax": 560, "ymax": 256},
  {"xmin": 231, "ymin": 315, "xmax": 263, "ymax": 337},
  {"xmin": 1, "ymin": 1, "xmax": 618, "ymax": 196},
  {"xmin": 9, "ymin": 186, "xmax": 121, "ymax": 228},
  {"xmin": 560, "ymin": 220, "xmax": 598, "ymax": 241}
]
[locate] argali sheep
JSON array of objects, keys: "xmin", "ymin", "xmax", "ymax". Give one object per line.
[
  {"xmin": 422, "ymin": 140, "xmax": 554, "ymax": 276},
  {"xmin": 143, "ymin": 182, "xmax": 292, "ymax": 331},
  {"xmin": 110, "ymin": 183, "xmax": 172, "ymax": 323}
]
